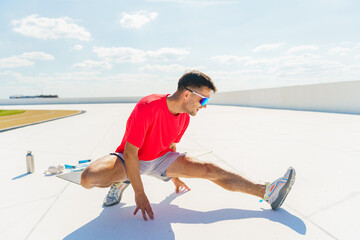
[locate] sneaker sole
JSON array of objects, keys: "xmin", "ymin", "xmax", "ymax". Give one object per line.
[
  {"xmin": 271, "ymin": 168, "xmax": 296, "ymax": 210},
  {"xmin": 103, "ymin": 184, "xmax": 129, "ymax": 207}
]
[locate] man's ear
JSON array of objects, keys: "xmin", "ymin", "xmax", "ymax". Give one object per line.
[{"xmin": 183, "ymin": 89, "xmax": 191, "ymax": 100}]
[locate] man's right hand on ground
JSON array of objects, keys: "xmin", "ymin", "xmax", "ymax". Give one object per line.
[{"xmin": 134, "ymin": 192, "xmax": 154, "ymax": 221}]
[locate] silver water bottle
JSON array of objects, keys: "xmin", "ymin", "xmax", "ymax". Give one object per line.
[{"xmin": 26, "ymin": 151, "xmax": 35, "ymax": 173}]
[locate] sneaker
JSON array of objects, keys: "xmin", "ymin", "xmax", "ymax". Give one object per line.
[
  {"xmin": 103, "ymin": 181, "xmax": 130, "ymax": 207},
  {"xmin": 262, "ymin": 167, "xmax": 296, "ymax": 210}
]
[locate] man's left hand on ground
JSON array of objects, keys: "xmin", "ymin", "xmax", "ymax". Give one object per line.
[{"xmin": 172, "ymin": 177, "xmax": 191, "ymax": 193}]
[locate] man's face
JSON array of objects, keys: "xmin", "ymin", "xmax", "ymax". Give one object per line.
[{"xmin": 184, "ymin": 86, "xmax": 212, "ymax": 116}]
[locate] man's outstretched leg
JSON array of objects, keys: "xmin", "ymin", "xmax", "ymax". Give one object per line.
[
  {"xmin": 81, "ymin": 154, "xmax": 130, "ymax": 206},
  {"xmin": 166, "ymin": 155, "xmax": 295, "ymax": 210}
]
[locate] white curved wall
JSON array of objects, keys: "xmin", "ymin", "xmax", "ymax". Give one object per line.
[
  {"xmin": 1, "ymin": 80, "xmax": 359, "ymax": 115},
  {"xmin": 211, "ymin": 80, "xmax": 360, "ymax": 115},
  {"xmin": 0, "ymin": 96, "xmax": 141, "ymax": 105}
]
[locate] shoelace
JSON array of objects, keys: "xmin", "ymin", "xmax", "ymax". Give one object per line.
[
  {"xmin": 108, "ymin": 183, "xmax": 121, "ymax": 199},
  {"xmin": 259, "ymin": 182, "xmax": 270, "ymax": 202},
  {"xmin": 259, "ymin": 178, "xmax": 288, "ymax": 202}
]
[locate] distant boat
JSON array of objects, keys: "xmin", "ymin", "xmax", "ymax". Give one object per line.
[{"xmin": 9, "ymin": 95, "xmax": 59, "ymax": 99}]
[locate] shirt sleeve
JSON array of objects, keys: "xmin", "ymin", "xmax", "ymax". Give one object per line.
[
  {"xmin": 173, "ymin": 114, "xmax": 190, "ymax": 143},
  {"xmin": 126, "ymin": 103, "xmax": 153, "ymax": 148}
]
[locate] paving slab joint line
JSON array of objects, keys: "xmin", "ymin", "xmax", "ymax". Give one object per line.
[
  {"xmin": 0, "ymin": 194, "xmax": 59, "ymax": 211},
  {"xmin": 88, "ymin": 112, "xmax": 123, "ymax": 158},
  {"xmin": 24, "ymin": 183, "xmax": 70, "ymax": 240},
  {"xmin": 0, "ymin": 110, "xmax": 86, "ymax": 133},
  {"xmin": 183, "ymin": 136, "xmax": 241, "ymax": 172},
  {"xmin": 184, "ymin": 135, "xmax": 214, "ymax": 155},
  {"xmin": 208, "ymin": 151, "xmax": 248, "ymax": 175},
  {"xmin": 303, "ymin": 216, "xmax": 338, "ymax": 240},
  {"xmin": 305, "ymin": 192, "xmax": 360, "ymax": 218},
  {"xmin": 268, "ymin": 133, "xmax": 352, "ymax": 154},
  {"xmin": 193, "ymin": 151, "xmax": 213, "ymax": 158},
  {"xmin": 285, "ymin": 204, "xmax": 338, "ymax": 240},
  {"xmin": 246, "ymin": 124, "xmax": 354, "ymax": 154}
]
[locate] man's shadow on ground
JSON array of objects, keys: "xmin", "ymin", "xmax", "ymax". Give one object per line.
[{"xmin": 65, "ymin": 192, "xmax": 306, "ymax": 240}]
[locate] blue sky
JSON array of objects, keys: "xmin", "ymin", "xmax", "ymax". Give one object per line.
[{"xmin": 0, "ymin": 0, "xmax": 360, "ymax": 98}]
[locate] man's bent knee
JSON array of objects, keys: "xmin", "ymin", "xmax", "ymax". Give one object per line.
[
  {"xmin": 80, "ymin": 168, "xmax": 93, "ymax": 189},
  {"xmin": 80, "ymin": 154, "xmax": 127, "ymax": 189}
]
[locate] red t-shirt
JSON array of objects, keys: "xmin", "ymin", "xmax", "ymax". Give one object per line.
[{"xmin": 116, "ymin": 94, "xmax": 190, "ymax": 160}]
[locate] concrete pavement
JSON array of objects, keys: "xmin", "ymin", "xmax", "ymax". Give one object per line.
[{"xmin": 0, "ymin": 103, "xmax": 359, "ymax": 239}]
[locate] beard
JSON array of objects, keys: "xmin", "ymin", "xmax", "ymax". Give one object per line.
[
  {"xmin": 184, "ymin": 101, "xmax": 200, "ymax": 116},
  {"xmin": 188, "ymin": 108, "xmax": 199, "ymax": 116}
]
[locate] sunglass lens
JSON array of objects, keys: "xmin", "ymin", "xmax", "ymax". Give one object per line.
[{"xmin": 201, "ymin": 98, "xmax": 209, "ymax": 106}]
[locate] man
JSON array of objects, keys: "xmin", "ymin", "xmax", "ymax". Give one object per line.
[{"xmin": 81, "ymin": 70, "xmax": 295, "ymax": 221}]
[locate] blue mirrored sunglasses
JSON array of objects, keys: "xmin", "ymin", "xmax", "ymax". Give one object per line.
[{"xmin": 185, "ymin": 87, "xmax": 210, "ymax": 106}]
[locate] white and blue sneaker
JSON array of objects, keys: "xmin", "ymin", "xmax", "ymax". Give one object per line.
[
  {"xmin": 103, "ymin": 182, "xmax": 130, "ymax": 207},
  {"xmin": 261, "ymin": 167, "xmax": 296, "ymax": 210}
]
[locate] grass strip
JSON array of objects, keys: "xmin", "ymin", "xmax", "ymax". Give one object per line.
[{"xmin": 0, "ymin": 110, "xmax": 26, "ymax": 117}]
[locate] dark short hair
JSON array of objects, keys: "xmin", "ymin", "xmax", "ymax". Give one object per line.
[{"xmin": 177, "ymin": 70, "xmax": 217, "ymax": 92}]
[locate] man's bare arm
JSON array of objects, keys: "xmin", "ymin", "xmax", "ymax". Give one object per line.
[{"xmin": 123, "ymin": 142, "xmax": 154, "ymax": 221}]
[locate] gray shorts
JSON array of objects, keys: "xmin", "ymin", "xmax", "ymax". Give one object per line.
[{"xmin": 110, "ymin": 151, "xmax": 185, "ymax": 183}]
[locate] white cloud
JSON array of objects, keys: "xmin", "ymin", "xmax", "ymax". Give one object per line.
[
  {"xmin": 207, "ymin": 69, "xmax": 262, "ymax": 79},
  {"xmin": 211, "ymin": 53, "xmax": 325, "ymax": 67},
  {"xmin": 93, "ymin": 47, "xmax": 146, "ymax": 63},
  {"xmin": 0, "ymin": 56, "xmax": 34, "ymax": 68},
  {"xmin": 246, "ymin": 54, "xmax": 323, "ymax": 68},
  {"xmin": 146, "ymin": 48, "xmax": 190, "ymax": 61},
  {"xmin": 266, "ymin": 54, "xmax": 340, "ymax": 74},
  {"xmin": 1, "ymin": 70, "xmax": 162, "ymax": 97},
  {"xmin": 72, "ymin": 60, "xmax": 112, "ymax": 70},
  {"xmin": 286, "ymin": 45, "xmax": 319, "ymax": 54},
  {"xmin": 20, "ymin": 52, "xmax": 55, "ymax": 60},
  {"xmin": 253, "ymin": 42, "xmax": 285, "ymax": 52},
  {"xmin": 209, "ymin": 53, "xmax": 346, "ymax": 88},
  {"xmin": 1, "ymin": 70, "xmax": 101, "ymax": 84},
  {"xmin": 2, "ymin": 70, "xmax": 157, "ymax": 86},
  {"xmin": 0, "ymin": 51, "xmax": 54, "ymax": 68},
  {"xmin": 139, "ymin": 64, "xmax": 204, "ymax": 72},
  {"xmin": 93, "ymin": 46, "xmax": 190, "ymax": 63},
  {"xmin": 207, "ymin": 54, "xmax": 353, "ymax": 92},
  {"xmin": 73, "ymin": 44, "xmax": 84, "ymax": 50},
  {"xmin": 12, "ymin": 15, "xmax": 91, "ymax": 41},
  {"xmin": 229, "ymin": 54, "xmax": 337, "ymax": 76},
  {"xmin": 119, "ymin": 11, "xmax": 158, "ymax": 28},
  {"xmin": 146, "ymin": 0, "xmax": 237, "ymax": 6},
  {"xmin": 210, "ymin": 55, "xmax": 251, "ymax": 64},
  {"xmin": 328, "ymin": 47, "xmax": 351, "ymax": 56}
]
